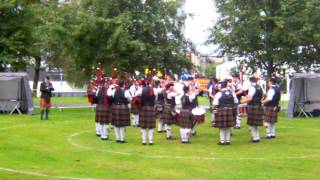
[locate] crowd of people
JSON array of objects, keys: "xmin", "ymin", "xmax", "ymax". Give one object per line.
[{"xmin": 87, "ymin": 67, "xmax": 281, "ymax": 146}]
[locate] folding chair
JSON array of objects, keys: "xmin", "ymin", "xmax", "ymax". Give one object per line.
[
  {"xmin": 296, "ymin": 102, "xmax": 312, "ymax": 118},
  {"xmin": 9, "ymin": 100, "xmax": 22, "ymax": 115}
]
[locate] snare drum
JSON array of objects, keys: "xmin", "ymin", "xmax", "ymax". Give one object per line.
[{"xmin": 192, "ymin": 108, "xmax": 206, "ymax": 124}]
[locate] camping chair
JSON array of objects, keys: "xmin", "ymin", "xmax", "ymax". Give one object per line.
[
  {"xmin": 9, "ymin": 100, "xmax": 22, "ymax": 115},
  {"xmin": 296, "ymin": 102, "xmax": 313, "ymax": 118}
]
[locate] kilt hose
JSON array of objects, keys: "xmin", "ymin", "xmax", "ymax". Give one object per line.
[
  {"xmin": 161, "ymin": 104, "xmax": 175, "ymax": 125},
  {"xmin": 95, "ymin": 105, "xmax": 111, "ymax": 124},
  {"xmin": 40, "ymin": 98, "xmax": 51, "ymax": 110},
  {"xmin": 264, "ymin": 106, "xmax": 278, "ymax": 123},
  {"xmin": 112, "ymin": 104, "xmax": 131, "ymax": 127},
  {"xmin": 213, "ymin": 107, "xmax": 236, "ymax": 128},
  {"xmin": 247, "ymin": 105, "xmax": 264, "ymax": 126},
  {"xmin": 178, "ymin": 109, "xmax": 193, "ymax": 128},
  {"xmin": 139, "ymin": 106, "xmax": 156, "ymax": 129}
]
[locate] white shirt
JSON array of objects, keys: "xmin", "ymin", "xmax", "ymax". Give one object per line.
[
  {"xmin": 266, "ymin": 88, "xmax": 275, "ymax": 101},
  {"xmin": 212, "ymin": 88, "xmax": 239, "ymax": 106},
  {"xmin": 129, "ymin": 85, "xmax": 142, "ymax": 97},
  {"xmin": 248, "ymin": 83, "xmax": 257, "ymax": 96},
  {"xmin": 107, "ymin": 86, "xmax": 132, "ymax": 101},
  {"xmin": 167, "ymin": 91, "xmax": 179, "ymax": 100}
]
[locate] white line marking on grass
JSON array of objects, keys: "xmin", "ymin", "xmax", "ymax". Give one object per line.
[
  {"xmin": 68, "ymin": 130, "xmax": 320, "ymax": 161},
  {"xmin": 0, "ymin": 167, "xmax": 99, "ymax": 180}
]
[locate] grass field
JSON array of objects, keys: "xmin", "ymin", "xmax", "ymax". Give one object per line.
[{"xmin": 0, "ymin": 101, "xmax": 320, "ymax": 179}]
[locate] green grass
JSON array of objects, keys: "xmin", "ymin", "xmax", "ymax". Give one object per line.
[
  {"xmin": 0, "ymin": 109, "xmax": 319, "ymax": 179},
  {"xmin": 33, "ymin": 97, "xmax": 88, "ymax": 105}
]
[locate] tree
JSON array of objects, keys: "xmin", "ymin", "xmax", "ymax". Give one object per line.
[
  {"xmin": 55, "ymin": 0, "xmax": 192, "ymax": 85},
  {"xmin": 209, "ymin": 0, "xmax": 320, "ymax": 78}
]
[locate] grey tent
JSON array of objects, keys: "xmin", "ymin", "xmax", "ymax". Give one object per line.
[
  {"xmin": 0, "ymin": 72, "xmax": 35, "ymax": 115},
  {"xmin": 287, "ymin": 73, "xmax": 320, "ymax": 117}
]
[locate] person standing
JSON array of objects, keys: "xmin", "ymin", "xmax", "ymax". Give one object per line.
[
  {"xmin": 154, "ymin": 80, "xmax": 165, "ymax": 133},
  {"xmin": 232, "ymin": 73, "xmax": 244, "ymax": 129},
  {"xmin": 262, "ymin": 78, "xmax": 281, "ymax": 139},
  {"xmin": 40, "ymin": 76, "xmax": 54, "ymax": 120},
  {"xmin": 178, "ymin": 86, "xmax": 195, "ymax": 143},
  {"xmin": 139, "ymin": 81, "xmax": 156, "ymax": 145},
  {"xmin": 161, "ymin": 83, "xmax": 180, "ymax": 140},
  {"xmin": 108, "ymin": 80, "xmax": 132, "ymax": 143},
  {"xmin": 129, "ymin": 81, "xmax": 142, "ymax": 127},
  {"xmin": 212, "ymin": 81, "xmax": 238, "ymax": 145},
  {"xmin": 95, "ymin": 79, "xmax": 112, "ymax": 140},
  {"xmin": 244, "ymin": 77, "xmax": 264, "ymax": 143}
]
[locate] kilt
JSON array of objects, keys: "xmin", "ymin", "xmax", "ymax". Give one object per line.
[
  {"xmin": 40, "ymin": 98, "xmax": 51, "ymax": 110},
  {"xmin": 139, "ymin": 106, "xmax": 156, "ymax": 129},
  {"xmin": 131, "ymin": 104, "xmax": 140, "ymax": 114},
  {"xmin": 155, "ymin": 103, "xmax": 164, "ymax": 119},
  {"xmin": 112, "ymin": 104, "xmax": 131, "ymax": 127},
  {"xmin": 264, "ymin": 106, "xmax": 278, "ymax": 123},
  {"xmin": 213, "ymin": 107, "xmax": 236, "ymax": 128},
  {"xmin": 178, "ymin": 109, "xmax": 193, "ymax": 128},
  {"xmin": 247, "ymin": 105, "xmax": 264, "ymax": 126},
  {"xmin": 95, "ymin": 105, "xmax": 111, "ymax": 124},
  {"xmin": 161, "ymin": 104, "xmax": 175, "ymax": 125}
]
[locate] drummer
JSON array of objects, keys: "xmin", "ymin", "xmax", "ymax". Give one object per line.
[
  {"xmin": 178, "ymin": 86, "xmax": 196, "ymax": 143},
  {"xmin": 212, "ymin": 80, "xmax": 238, "ymax": 145}
]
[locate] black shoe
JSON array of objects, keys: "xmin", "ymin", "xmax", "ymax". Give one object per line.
[
  {"xmin": 234, "ymin": 126, "xmax": 241, "ymax": 129},
  {"xmin": 218, "ymin": 142, "xmax": 225, "ymax": 145},
  {"xmin": 252, "ymin": 139, "xmax": 260, "ymax": 143},
  {"xmin": 166, "ymin": 136, "xmax": 172, "ymax": 140},
  {"xmin": 271, "ymin": 135, "xmax": 276, "ymax": 139},
  {"xmin": 120, "ymin": 141, "xmax": 127, "ymax": 143},
  {"xmin": 149, "ymin": 143, "xmax": 154, "ymax": 145},
  {"xmin": 266, "ymin": 136, "xmax": 272, "ymax": 139},
  {"xmin": 158, "ymin": 131, "xmax": 162, "ymax": 133},
  {"xmin": 142, "ymin": 143, "xmax": 146, "ymax": 145},
  {"xmin": 96, "ymin": 134, "xmax": 101, "ymax": 137},
  {"xmin": 116, "ymin": 140, "xmax": 121, "ymax": 143},
  {"xmin": 225, "ymin": 142, "xmax": 231, "ymax": 145},
  {"xmin": 101, "ymin": 137, "xmax": 109, "ymax": 141},
  {"xmin": 192, "ymin": 131, "xmax": 197, "ymax": 136}
]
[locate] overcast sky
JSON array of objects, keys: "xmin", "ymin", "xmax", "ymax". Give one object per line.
[{"xmin": 184, "ymin": 0, "xmax": 218, "ymax": 54}]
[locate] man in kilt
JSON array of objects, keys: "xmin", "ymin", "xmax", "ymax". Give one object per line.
[
  {"xmin": 161, "ymin": 83, "xmax": 180, "ymax": 140},
  {"xmin": 40, "ymin": 76, "xmax": 54, "ymax": 120},
  {"xmin": 154, "ymin": 80, "xmax": 165, "ymax": 133},
  {"xmin": 262, "ymin": 78, "xmax": 281, "ymax": 139},
  {"xmin": 232, "ymin": 73, "xmax": 244, "ymax": 129},
  {"xmin": 95, "ymin": 79, "xmax": 113, "ymax": 140},
  {"xmin": 178, "ymin": 86, "xmax": 196, "ymax": 143},
  {"xmin": 212, "ymin": 81, "xmax": 238, "ymax": 145},
  {"xmin": 129, "ymin": 81, "xmax": 142, "ymax": 127},
  {"xmin": 244, "ymin": 77, "xmax": 264, "ymax": 143},
  {"xmin": 108, "ymin": 81, "xmax": 132, "ymax": 143},
  {"xmin": 139, "ymin": 82, "xmax": 156, "ymax": 145}
]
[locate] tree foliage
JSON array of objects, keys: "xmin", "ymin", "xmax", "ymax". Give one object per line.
[{"xmin": 209, "ymin": 0, "xmax": 320, "ymax": 77}]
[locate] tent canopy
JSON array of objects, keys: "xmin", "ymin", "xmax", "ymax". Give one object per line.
[
  {"xmin": 287, "ymin": 73, "xmax": 320, "ymax": 117},
  {"xmin": 0, "ymin": 72, "xmax": 34, "ymax": 115}
]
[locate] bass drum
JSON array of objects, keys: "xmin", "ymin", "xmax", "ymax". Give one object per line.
[{"xmin": 192, "ymin": 107, "xmax": 206, "ymax": 124}]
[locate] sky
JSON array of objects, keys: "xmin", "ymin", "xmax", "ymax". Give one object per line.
[{"xmin": 184, "ymin": 0, "xmax": 218, "ymax": 54}]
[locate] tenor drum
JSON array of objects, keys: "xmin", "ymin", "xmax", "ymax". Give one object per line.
[{"xmin": 192, "ymin": 107, "xmax": 206, "ymax": 124}]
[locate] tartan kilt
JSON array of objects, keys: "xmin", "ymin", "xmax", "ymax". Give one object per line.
[
  {"xmin": 40, "ymin": 98, "xmax": 51, "ymax": 109},
  {"xmin": 161, "ymin": 104, "xmax": 175, "ymax": 125},
  {"xmin": 264, "ymin": 106, "xmax": 278, "ymax": 123},
  {"xmin": 214, "ymin": 107, "xmax": 236, "ymax": 128},
  {"xmin": 247, "ymin": 105, "xmax": 264, "ymax": 126},
  {"xmin": 155, "ymin": 103, "xmax": 164, "ymax": 119},
  {"xmin": 131, "ymin": 104, "xmax": 140, "ymax": 114},
  {"xmin": 178, "ymin": 109, "xmax": 193, "ymax": 128},
  {"xmin": 139, "ymin": 106, "xmax": 156, "ymax": 129},
  {"xmin": 112, "ymin": 104, "xmax": 131, "ymax": 127},
  {"xmin": 95, "ymin": 105, "xmax": 111, "ymax": 124}
]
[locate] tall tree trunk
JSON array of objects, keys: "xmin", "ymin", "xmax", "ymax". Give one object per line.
[{"xmin": 33, "ymin": 56, "xmax": 41, "ymax": 97}]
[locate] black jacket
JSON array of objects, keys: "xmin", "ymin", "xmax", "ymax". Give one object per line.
[{"xmin": 40, "ymin": 82, "xmax": 54, "ymax": 99}]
